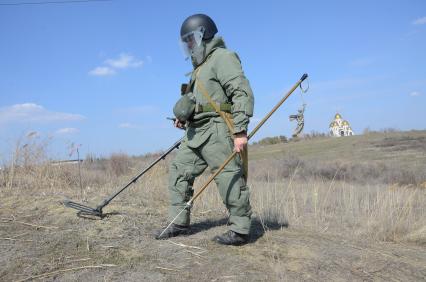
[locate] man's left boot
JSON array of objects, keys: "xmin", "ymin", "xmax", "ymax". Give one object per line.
[
  {"xmin": 213, "ymin": 230, "xmax": 249, "ymax": 246},
  {"xmin": 153, "ymin": 224, "xmax": 190, "ymax": 240}
]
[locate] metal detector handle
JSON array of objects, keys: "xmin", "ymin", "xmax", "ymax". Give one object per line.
[{"xmin": 95, "ymin": 138, "xmax": 183, "ymax": 211}]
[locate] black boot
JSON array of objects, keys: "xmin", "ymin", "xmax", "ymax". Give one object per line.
[
  {"xmin": 153, "ymin": 224, "xmax": 190, "ymax": 240},
  {"xmin": 213, "ymin": 230, "xmax": 249, "ymax": 246}
]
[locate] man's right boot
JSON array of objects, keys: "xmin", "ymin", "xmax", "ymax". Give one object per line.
[
  {"xmin": 153, "ymin": 223, "xmax": 190, "ymax": 240},
  {"xmin": 213, "ymin": 230, "xmax": 249, "ymax": 246}
]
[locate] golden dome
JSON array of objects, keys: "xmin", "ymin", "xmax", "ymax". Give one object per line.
[{"xmin": 335, "ymin": 113, "xmax": 341, "ymax": 119}]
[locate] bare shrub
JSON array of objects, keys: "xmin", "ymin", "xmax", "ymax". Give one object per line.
[
  {"xmin": 380, "ymin": 127, "xmax": 399, "ymax": 133},
  {"xmin": 2, "ymin": 134, "xmax": 52, "ymax": 191},
  {"xmin": 108, "ymin": 153, "xmax": 131, "ymax": 177},
  {"xmin": 363, "ymin": 127, "xmax": 400, "ymax": 135},
  {"xmin": 301, "ymin": 131, "xmax": 328, "ymax": 140},
  {"xmin": 252, "ymin": 135, "xmax": 288, "ymax": 146}
]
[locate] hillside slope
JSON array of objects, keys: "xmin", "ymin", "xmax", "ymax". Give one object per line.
[{"xmin": 251, "ymin": 130, "xmax": 426, "ymax": 167}]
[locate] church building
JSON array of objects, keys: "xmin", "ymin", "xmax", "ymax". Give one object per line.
[{"xmin": 329, "ymin": 113, "xmax": 354, "ymax": 137}]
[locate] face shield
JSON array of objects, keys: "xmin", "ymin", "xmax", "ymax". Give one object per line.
[{"xmin": 180, "ymin": 26, "xmax": 205, "ymax": 64}]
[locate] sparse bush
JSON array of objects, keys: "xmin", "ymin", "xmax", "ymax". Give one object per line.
[
  {"xmin": 381, "ymin": 127, "xmax": 399, "ymax": 133},
  {"xmin": 302, "ymin": 131, "xmax": 328, "ymax": 140},
  {"xmin": 85, "ymin": 153, "xmax": 97, "ymax": 163},
  {"xmin": 108, "ymin": 153, "xmax": 131, "ymax": 177},
  {"xmin": 363, "ymin": 127, "xmax": 401, "ymax": 135},
  {"xmin": 252, "ymin": 135, "xmax": 288, "ymax": 145}
]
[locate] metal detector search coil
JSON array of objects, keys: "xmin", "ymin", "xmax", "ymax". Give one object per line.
[{"xmin": 63, "ymin": 138, "xmax": 182, "ymax": 218}]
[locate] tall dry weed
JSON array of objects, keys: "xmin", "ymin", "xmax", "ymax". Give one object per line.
[
  {"xmin": 195, "ymin": 159, "xmax": 426, "ymax": 244},
  {"xmin": 1, "ymin": 134, "xmax": 425, "ymax": 246}
]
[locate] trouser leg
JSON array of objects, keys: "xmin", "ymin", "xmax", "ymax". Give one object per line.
[
  {"xmin": 168, "ymin": 142, "xmax": 207, "ymax": 226},
  {"xmin": 201, "ymin": 122, "xmax": 252, "ymax": 234}
]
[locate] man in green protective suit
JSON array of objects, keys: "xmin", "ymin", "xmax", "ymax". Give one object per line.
[{"xmin": 154, "ymin": 14, "xmax": 254, "ymax": 246}]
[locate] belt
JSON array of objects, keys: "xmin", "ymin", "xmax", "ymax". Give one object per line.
[{"xmin": 195, "ymin": 103, "xmax": 232, "ymax": 114}]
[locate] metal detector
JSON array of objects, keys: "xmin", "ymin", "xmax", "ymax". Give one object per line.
[{"xmin": 63, "ymin": 138, "xmax": 182, "ymax": 218}]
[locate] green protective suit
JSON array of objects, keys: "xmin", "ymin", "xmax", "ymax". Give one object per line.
[{"xmin": 169, "ymin": 36, "xmax": 254, "ymax": 234}]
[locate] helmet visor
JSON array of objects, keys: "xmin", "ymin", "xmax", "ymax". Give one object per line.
[{"xmin": 180, "ymin": 27, "xmax": 205, "ymax": 58}]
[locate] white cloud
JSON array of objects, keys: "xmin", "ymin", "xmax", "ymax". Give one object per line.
[
  {"xmin": 89, "ymin": 53, "xmax": 143, "ymax": 77},
  {"xmin": 410, "ymin": 91, "xmax": 421, "ymax": 97},
  {"xmin": 56, "ymin": 128, "xmax": 79, "ymax": 134},
  {"xmin": 412, "ymin": 16, "xmax": 426, "ymax": 25},
  {"xmin": 105, "ymin": 53, "xmax": 143, "ymax": 69},
  {"xmin": 88, "ymin": 66, "xmax": 116, "ymax": 76},
  {"xmin": 0, "ymin": 103, "xmax": 85, "ymax": 124}
]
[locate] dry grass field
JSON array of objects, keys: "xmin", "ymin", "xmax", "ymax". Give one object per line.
[{"xmin": 1, "ymin": 130, "xmax": 425, "ymax": 281}]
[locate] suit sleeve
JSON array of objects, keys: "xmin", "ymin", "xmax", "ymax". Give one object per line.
[{"xmin": 214, "ymin": 51, "xmax": 254, "ymax": 134}]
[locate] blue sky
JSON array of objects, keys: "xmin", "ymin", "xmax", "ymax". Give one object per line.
[{"xmin": 0, "ymin": 0, "xmax": 425, "ymax": 160}]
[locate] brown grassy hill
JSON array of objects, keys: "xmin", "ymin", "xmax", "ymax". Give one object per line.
[
  {"xmin": 1, "ymin": 131, "xmax": 425, "ymax": 281},
  {"xmin": 250, "ymin": 130, "xmax": 426, "ymax": 185},
  {"xmin": 252, "ymin": 130, "xmax": 426, "ymax": 162}
]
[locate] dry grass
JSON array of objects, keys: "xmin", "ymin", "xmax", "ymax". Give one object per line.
[
  {"xmin": 1, "ymin": 131, "xmax": 425, "ymax": 245},
  {"xmin": 195, "ymin": 170, "xmax": 426, "ymax": 245},
  {"xmin": 249, "ymin": 156, "xmax": 426, "ymax": 186},
  {"xmin": 1, "ymin": 130, "xmax": 425, "ymax": 280}
]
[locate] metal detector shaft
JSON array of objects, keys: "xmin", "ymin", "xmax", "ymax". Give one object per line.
[
  {"xmin": 95, "ymin": 138, "xmax": 183, "ymax": 211},
  {"xmin": 159, "ymin": 74, "xmax": 309, "ymax": 237}
]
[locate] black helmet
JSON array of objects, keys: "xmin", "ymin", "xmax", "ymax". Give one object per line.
[{"xmin": 180, "ymin": 14, "xmax": 218, "ymax": 40}]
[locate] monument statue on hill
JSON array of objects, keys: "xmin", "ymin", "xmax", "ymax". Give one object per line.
[{"xmin": 289, "ymin": 103, "xmax": 306, "ymax": 137}]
